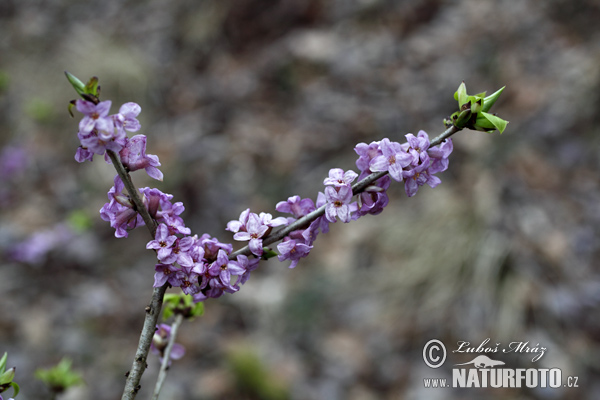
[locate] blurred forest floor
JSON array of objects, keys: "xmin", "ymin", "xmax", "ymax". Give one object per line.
[{"xmin": 2, "ymin": 0, "xmax": 600, "ymax": 399}]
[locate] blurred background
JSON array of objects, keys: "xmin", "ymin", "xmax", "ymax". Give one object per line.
[{"xmin": 1, "ymin": 0, "xmax": 600, "ymax": 399}]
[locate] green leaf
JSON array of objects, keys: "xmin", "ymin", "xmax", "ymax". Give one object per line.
[
  {"xmin": 452, "ymin": 108, "xmax": 472, "ymax": 129},
  {"xmin": 261, "ymin": 247, "xmax": 278, "ymax": 260},
  {"xmin": 454, "ymin": 82, "xmax": 469, "ymax": 107},
  {"xmin": 0, "ymin": 353, "xmax": 7, "ymax": 373},
  {"xmin": 35, "ymin": 358, "xmax": 84, "ymax": 393},
  {"xmin": 64, "ymin": 71, "xmax": 85, "ymax": 97},
  {"xmin": 190, "ymin": 302, "xmax": 204, "ymax": 318},
  {"xmin": 10, "ymin": 381, "xmax": 20, "ymax": 398},
  {"xmin": 482, "ymin": 86, "xmax": 505, "ymax": 112},
  {"xmin": 478, "ymin": 112, "xmax": 508, "ymax": 133},
  {"xmin": 470, "ymin": 98, "xmax": 483, "ymax": 114},
  {"xmin": 83, "ymin": 76, "xmax": 99, "ymax": 97},
  {"xmin": 0, "ymin": 367, "xmax": 15, "ymax": 385}
]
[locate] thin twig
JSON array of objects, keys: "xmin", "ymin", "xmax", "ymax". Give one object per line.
[
  {"xmin": 230, "ymin": 125, "xmax": 460, "ymax": 259},
  {"xmin": 121, "ymin": 285, "xmax": 168, "ymax": 400},
  {"xmin": 152, "ymin": 313, "xmax": 184, "ymax": 400},
  {"xmin": 106, "ymin": 149, "xmax": 167, "ymax": 400}
]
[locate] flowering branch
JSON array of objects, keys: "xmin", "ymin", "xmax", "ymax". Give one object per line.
[
  {"xmin": 230, "ymin": 124, "xmax": 461, "ymax": 259},
  {"xmin": 65, "ymin": 72, "xmax": 506, "ymax": 399}
]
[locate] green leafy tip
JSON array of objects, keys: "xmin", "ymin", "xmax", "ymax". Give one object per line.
[
  {"xmin": 65, "ymin": 72, "xmax": 101, "ymax": 117},
  {"xmin": 163, "ymin": 293, "xmax": 204, "ymax": 320},
  {"xmin": 35, "ymin": 358, "xmax": 84, "ymax": 393},
  {"xmin": 448, "ymin": 82, "xmax": 508, "ymax": 133}
]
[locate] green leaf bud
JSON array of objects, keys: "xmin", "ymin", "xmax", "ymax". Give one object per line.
[{"xmin": 482, "ymin": 86, "xmax": 505, "ymax": 112}]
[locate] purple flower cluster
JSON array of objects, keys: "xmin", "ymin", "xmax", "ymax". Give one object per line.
[
  {"xmin": 256, "ymin": 131, "xmax": 452, "ymax": 268},
  {"xmin": 74, "ymin": 96, "xmax": 453, "ymax": 300},
  {"xmin": 357, "ymin": 130, "xmax": 453, "ymax": 198},
  {"xmin": 226, "ymin": 209, "xmax": 287, "ymax": 257},
  {"xmin": 150, "ymin": 227, "xmax": 258, "ymax": 302},
  {"xmin": 74, "ymin": 100, "xmax": 163, "ymax": 182}
]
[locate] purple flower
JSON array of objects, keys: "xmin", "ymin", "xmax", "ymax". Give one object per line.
[
  {"xmin": 226, "ymin": 208, "xmax": 251, "ymax": 233},
  {"xmin": 119, "ymin": 135, "xmax": 163, "ymax": 181},
  {"xmin": 154, "ymin": 263, "xmax": 185, "ymax": 287},
  {"xmin": 236, "ymin": 254, "xmax": 260, "ymax": 285},
  {"xmin": 402, "ymin": 154, "xmax": 442, "ymax": 197},
  {"xmin": 404, "ymin": 130, "xmax": 430, "ymax": 165},
  {"xmin": 233, "ymin": 213, "xmax": 270, "ymax": 256},
  {"xmin": 198, "ymin": 234, "xmax": 233, "ymax": 261},
  {"xmin": 428, "ymin": 138, "xmax": 453, "ymax": 174},
  {"xmin": 76, "ymin": 100, "xmax": 112, "ymax": 136},
  {"xmin": 151, "ymin": 323, "xmax": 186, "ymax": 365},
  {"xmin": 369, "ymin": 138, "xmax": 412, "ymax": 182},
  {"xmin": 275, "ymin": 195, "xmax": 315, "ymax": 220},
  {"xmin": 100, "ymin": 175, "xmax": 143, "ymax": 238},
  {"xmin": 146, "ymin": 223, "xmax": 178, "ymax": 263},
  {"xmin": 258, "ymin": 212, "xmax": 288, "ymax": 228},
  {"xmin": 78, "ymin": 116, "xmax": 126, "ymax": 155},
  {"xmin": 355, "ymin": 141, "xmax": 382, "ymax": 173},
  {"xmin": 323, "ymin": 168, "xmax": 358, "ymax": 188},
  {"xmin": 277, "ymin": 237, "xmax": 313, "ymax": 268},
  {"xmin": 114, "ymin": 102, "xmax": 141, "ymax": 133},
  {"xmin": 300, "ymin": 191, "xmax": 330, "ymax": 245},
  {"xmin": 324, "ymin": 186, "xmax": 357, "ymax": 223},
  {"xmin": 140, "ymin": 187, "xmax": 190, "ymax": 235},
  {"xmin": 75, "ymin": 146, "xmax": 94, "ymax": 163},
  {"xmin": 208, "ymin": 249, "xmax": 246, "ymax": 287},
  {"xmin": 356, "ymin": 173, "xmax": 391, "ymax": 216}
]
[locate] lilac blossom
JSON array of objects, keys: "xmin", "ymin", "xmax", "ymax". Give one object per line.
[
  {"xmin": 114, "ymin": 102, "xmax": 141, "ymax": 133},
  {"xmin": 146, "ymin": 223, "xmax": 179, "ymax": 264},
  {"xmin": 229, "ymin": 210, "xmax": 286, "ymax": 257},
  {"xmin": 301, "ymin": 191, "xmax": 330, "ymax": 245},
  {"xmin": 356, "ymin": 173, "xmax": 391, "ymax": 216},
  {"xmin": 233, "ymin": 213, "xmax": 270, "ymax": 256},
  {"xmin": 226, "ymin": 208, "xmax": 251, "ymax": 233},
  {"xmin": 78, "ymin": 115, "xmax": 126, "ymax": 155},
  {"xmin": 369, "ymin": 138, "xmax": 412, "ymax": 182},
  {"xmin": 236, "ymin": 254, "xmax": 260, "ymax": 285},
  {"xmin": 198, "ymin": 233, "xmax": 233, "ymax": 261},
  {"xmin": 119, "ymin": 135, "xmax": 163, "ymax": 181},
  {"xmin": 400, "ymin": 130, "xmax": 450, "ymax": 197},
  {"xmin": 428, "ymin": 138, "xmax": 453, "ymax": 174},
  {"xmin": 74, "ymin": 146, "xmax": 94, "ymax": 163},
  {"xmin": 354, "ymin": 141, "xmax": 382, "ymax": 173},
  {"xmin": 76, "ymin": 99, "xmax": 112, "ymax": 136},
  {"xmin": 151, "ymin": 323, "xmax": 186, "ymax": 365},
  {"xmin": 100, "ymin": 176, "xmax": 143, "ymax": 238},
  {"xmin": 258, "ymin": 212, "xmax": 287, "ymax": 229},
  {"xmin": 140, "ymin": 187, "xmax": 190, "ymax": 235},
  {"xmin": 277, "ymin": 237, "xmax": 313, "ymax": 268},
  {"xmin": 154, "ymin": 263, "xmax": 185, "ymax": 287},
  {"xmin": 208, "ymin": 249, "xmax": 246, "ymax": 287},
  {"xmin": 323, "ymin": 168, "xmax": 358, "ymax": 188},
  {"xmin": 275, "ymin": 195, "xmax": 315, "ymax": 220},
  {"xmin": 324, "ymin": 186, "xmax": 357, "ymax": 223},
  {"xmin": 402, "ymin": 154, "xmax": 440, "ymax": 197},
  {"xmin": 403, "ymin": 130, "xmax": 430, "ymax": 165}
]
